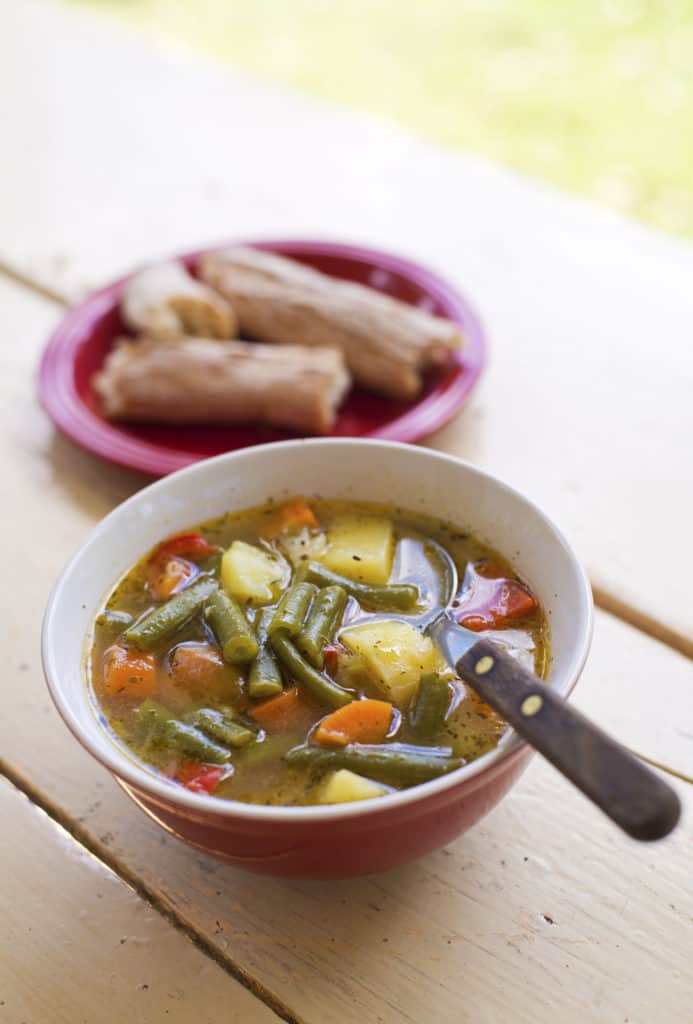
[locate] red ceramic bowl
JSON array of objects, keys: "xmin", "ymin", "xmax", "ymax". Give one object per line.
[
  {"xmin": 42, "ymin": 440, "xmax": 593, "ymax": 878},
  {"xmin": 38, "ymin": 240, "xmax": 486, "ymax": 477}
]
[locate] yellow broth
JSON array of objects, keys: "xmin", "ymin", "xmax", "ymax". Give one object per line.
[{"xmin": 88, "ymin": 500, "xmax": 550, "ymax": 806}]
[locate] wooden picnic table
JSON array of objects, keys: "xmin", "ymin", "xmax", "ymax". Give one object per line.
[{"xmin": 1, "ymin": 2, "xmax": 691, "ymax": 1021}]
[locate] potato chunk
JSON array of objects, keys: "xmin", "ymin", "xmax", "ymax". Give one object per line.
[
  {"xmin": 221, "ymin": 541, "xmax": 289, "ymax": 606},
  {"xmin": 339, "ymin": 619, "xmax": 442, "ymax": 706},
  {"xmin": 318, "ymin": 769, "xmax": 390, "ymax": 804},
  {"xmin": 321, "ymin": 516, "xmax": 394, "ymax": 584}
]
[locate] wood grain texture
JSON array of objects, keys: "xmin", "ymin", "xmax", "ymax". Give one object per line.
[
  {"xmin": 1, "ymin": 0, "xmax": 691, "ymax": 648},
  {"xmin": 1, "ymin": 278, "xmax": 691, "ymax": 1022},
  {"xmin": 0, "ymin": 776, "xmax": 280, "ymax": 1024}
]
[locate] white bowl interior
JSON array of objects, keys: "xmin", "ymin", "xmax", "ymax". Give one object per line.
[{"xmin": 43, "ymin": 440, "xmax": 593, "ymax": 819}]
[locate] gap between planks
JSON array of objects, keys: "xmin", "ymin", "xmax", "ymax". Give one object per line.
[
  {"xmin": 0, "ymin": 258, "xmax": 71, "ymax": 307},
  {"xmin": 591, "ymin": 583, "xmax": 692, "ymax": 662},
  {"xmin": 0, "ymin": 256, "xmax": 690, "ymax": 665},
  {"xmin": 0, "ymin": 755, "xmax": 305, "ymax": 1024}
]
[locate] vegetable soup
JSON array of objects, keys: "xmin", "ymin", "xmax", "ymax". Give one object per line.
[{"xmin": 88, "ymin": 499, "xmax": 549, "ymax": 805}]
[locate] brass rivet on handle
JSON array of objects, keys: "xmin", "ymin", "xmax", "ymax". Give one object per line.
[
  {"xmin": 475, "ymin": 655, "xmax": 494, "ymax": 675},
  {"xmin": 521, "ymin": 694, "xmax": 544, "ymax": 716}
]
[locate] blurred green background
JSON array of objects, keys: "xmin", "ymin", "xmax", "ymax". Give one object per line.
[{"xmin": 67, "ymin": 0, "xmax": 693, "ymax": 238}]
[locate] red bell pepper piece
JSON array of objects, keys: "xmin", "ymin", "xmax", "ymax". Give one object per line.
[
  {"xmin": 456, "ymin": 562, "xmax": 537, "ymax": 631},
  {"xmin": 146, "ymin": 533, "xmax": 219, "ymax": 601},
  {"xmin": 176, "ymin": 761, "xmax": 227, "ymax": 795},
  {"xmin": 322, "ymin": 642, "xmax": 345, "ymax": 676},
  {"xmin": 153, "ymin": 533, "xmax": 219, "ymax": 561}
]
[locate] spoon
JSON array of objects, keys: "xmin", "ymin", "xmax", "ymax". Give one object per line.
[{"xmin": 421, "ymin": 544, "xmax": 680, "ymax": 841}]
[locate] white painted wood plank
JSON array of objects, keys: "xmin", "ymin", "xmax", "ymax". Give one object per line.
[
  {"xmin": 0, "ymin": 776, "xmax": 280, "ymax": 1024},
  {"xmin": 582, "ymin": 610, "xmax": 693, "ymax": 780},
  {"xmin": 1, "ymin": 280, "xmax": 691, "ymax": 1023},
  {"xmin": 1, "ymin": 0, "xmax": 691, "ymax": 646}
]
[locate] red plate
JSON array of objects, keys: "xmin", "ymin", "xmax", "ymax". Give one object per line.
[{"xmin": 38, "ymin": 239, "xmax": 486, "ymax": 477}]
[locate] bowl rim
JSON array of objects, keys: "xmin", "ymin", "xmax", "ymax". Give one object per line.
[{"xmin": 42, "ymin": 438, "xmax": 594, "ymax": 824}]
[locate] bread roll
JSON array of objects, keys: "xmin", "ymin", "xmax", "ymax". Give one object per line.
[
  {"xmin": 199, "ymin": 247, "xmax": 462, "ymax": 399},
  {"xmin": 95, "ymin": 337, "xmax": 350, "ymax": 434},
  {"xmin": 121, "ymin": 261, "xmax": 237, "ymax": 340}
]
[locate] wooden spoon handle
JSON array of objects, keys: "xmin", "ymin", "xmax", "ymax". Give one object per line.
[{"xmin": 456, "ymin": 638, "xmax": 681, "ymax": 840}]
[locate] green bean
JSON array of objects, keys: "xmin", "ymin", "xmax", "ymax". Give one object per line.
[
  {"xmin": 134, "ymin": 699, "xmax": 171, "ymax": 751},
  {"xmin": 296, "ymin": 585, "xmax": 347, "ymax": 668},
  {"xmin": 95, "ymin": 609, "xmax": 134, "ymax": 639},
  {"xmin": 300, "ymin": 561, "xmax": 419, "ymax": 611},
  {"xmin": 408, "ymin": 673, "xmax": 451, "ymax": 740},
  {"xmin": 163, "ymin": 720, "xmax": 231, "ymax": 764},
  {"xmin": 188, "ymin": 708, "xmax": 255, "ymax": 748},
  {"xmin": 204, "ymin": 589, "xmax": 258, "ymax": 664},
  {"xmin": 248, "ymin": 608, "xmax": 284, "ymax": 699},
  {"xmin": 285, "ymin": 742, "xmax": 463, "ymax": 786},
  {"xmin": 134, "ymin": 701, "xmax": 232, "ymax": 763},
  {"xmin": 269, "ymin": 582, "xmax": 317, "ymax": 638},
  {"xmin": 270, "ymin": 630, "xmax": 354, "ymax": 709},
  {"xmin": 126, "ymin": 578, "xmax": 217, "ymax": 650}
]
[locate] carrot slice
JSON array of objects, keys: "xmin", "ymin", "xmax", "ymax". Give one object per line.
[
  {"xmin": 314, "ymin": 699, "xmax": 393, "ymax": 747},
  {"xmin": 147, "ymin": 555, "xmax": 198, "ymax": 601},
  {"xmin": 169, "ymin": 643, "xmax": 225, "ymax": 687},
  {"xmin": 249, "ymin": 687, "xmax": 315, "ymax": 733},
  {"xmin": 103, "ymin": 645, "xmax": 156, "ymax": 697},
  {"xmin": 262, "ymin": 498, "xmax": 319, "ymax": 538}
]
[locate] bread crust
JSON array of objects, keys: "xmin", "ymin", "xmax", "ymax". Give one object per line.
[
  {"xmin": 121, "ymin": 261, "xmax": 237, "ymax": 340},
  {"xmin": 199, "ymin": 247, "xmax": 461, "ymax": 399},
  {"xmin": 95, "ymin": 336, "xmax": 351, "ymax": 434}
]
